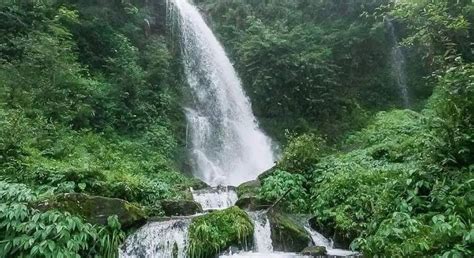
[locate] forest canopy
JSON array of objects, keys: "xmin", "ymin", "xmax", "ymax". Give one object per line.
[{"xmin": 0, "ymin": 0, "xmax": 473, "ymax": 257}]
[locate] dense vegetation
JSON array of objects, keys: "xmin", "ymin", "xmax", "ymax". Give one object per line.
[
  {"xmin": 1, "ymin": 0, "xmax": 473, "ymax": 257},
  {"xmin": 245, "ymin": 1, "xmax": 473, "ymax": 256},
  {"xmin": 0, "ymin": 0, "xmax": 198, "ymax": 256}
]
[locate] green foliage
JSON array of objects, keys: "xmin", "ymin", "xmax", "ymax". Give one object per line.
[
  {"xmin": 0, "ymin": 2, "xmax": 192, "ymax": 256},
  {"xmin": 390, "ymin": 0, "xmax": 473, "ymax": 66},
  {"xmin": 259, "ymin": 170, "xmax": 308, "ymax": 213},
  {"xmin": 0, "ymin": 181, "xmax": 125, "ymax": 258},
  {"xmin": 426, "ymin": 62, "xmax": 474, "ymax": 167},
  {"xmin": 278, "ymin": 132, "xmax": 327, "ymax": 174},
  {"xmin": 307, "ymin": 106, "xmax": 473, "ymax": 256},
  {"xmin": 197, "ymin": 0, "xmax": 411, "ymax": 142},
  {"xmin": 188, "ymin": 207, "xmax": 254, "ymax": 258}
]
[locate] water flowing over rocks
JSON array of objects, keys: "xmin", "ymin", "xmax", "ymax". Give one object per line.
[
  {"xmin": 120, "ymin": 218, "xmax": 192, "ymax": 258},
  {"xmin": 191, "ymin": 186, "xmax": 238, "ymax": 211},
  {"xmin": 119, "ymin": 0, "xmax": 361, "ymax": 256}
]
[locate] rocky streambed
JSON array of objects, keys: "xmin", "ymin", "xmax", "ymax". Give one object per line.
[{"xmin": 118, "ymin": 178, "xmax": 359, "ymax": 258}]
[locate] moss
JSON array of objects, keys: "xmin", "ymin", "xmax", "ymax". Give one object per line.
[
  {"xmin": 35, "ymin": 193, "xmax": 146, "ymax": 229},
  {"xmin": 268, "ymin": 211, "xmax": 311, "ymax": 252},
  {"xmin": 160, "ymin": 199, "xmax": 203, "ymax": 216},
  {"xmin": 236, "ymin": 180, "xmax": 261, "ymax": 198},
  {"xmin": 188, "ymin": 206, "xmax": 254, "ymax": 258}
]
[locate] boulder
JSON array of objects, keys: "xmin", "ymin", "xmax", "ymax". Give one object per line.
[
  {"xmin": 35, "ymin": 193, "xmax": 146, "ymax": 229},
  {"xmin": 257, "ymin": 166, "xmax": 278, "ymax": 182},
  {"xmin": 235, "ymin": 180, "xmax": 271, "ymax": 211},
  {"xmin": 268, "ymin": 211, "xmax": 312, "ymax": 252},
  {"xmin": 188, "ymin": 206, "xmax": 254, "ymax": 257},
  {"xmin": 236, "ymin": 179, "xmax": 261, "ymax": 198},
  {"xmin": 235, "ymin": 196, "xmax": 270, "ymax": 211},
  {"xmin": 160, "ymin": 199, "xmax": 203, "ymax": 216},
  {"xmin": 301, "ymin": 246, "xmax": 328, "ymax": 257}
]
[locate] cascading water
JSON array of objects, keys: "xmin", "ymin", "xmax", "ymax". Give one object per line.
[
  {"xmin": 120, "ymin": 218, "xmax": 192, "ymax": 258},
  {"xmin": 304, "ymin": 224, "xmax": 359, "ymax": 257},
  {"xmin": 249, "ymin": 211, "xmax": 273, "ymax": 253},
  {"xmin": 191, "ymin": 186, "xmax": 238, "ymax": 210},
  {"xmin": 385, "ymin": 17, "xmax": 411, "ymax": 108},
  {"xmin": 121, "ymin": 1, "xmax": 359, "ymax": 257},
  {"xmin": 169, "ymin": 0, "xmax": 275, "ymax": 187}
]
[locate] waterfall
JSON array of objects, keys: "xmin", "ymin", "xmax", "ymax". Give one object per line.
[
  {"xmin": 249, "ymin": 211, "xmax": 273, "ymax": 253},
  {"xmin": 191, "ymin": 186, "xmax": 238, "ymax": 210},
  {"xmin": 120, "ymin": 218, "xmax": 192, "ymax": 258},
  {"xmin": 385, "ymin": 17, "xmax": 410, "ymax": 108},
  {"xmin": 304, "ymin": 224, "xmax": 359, "ymax": 257},
  {"xmin": 168, "ymin": 0, "xmax": 275, "ymax": 186}
]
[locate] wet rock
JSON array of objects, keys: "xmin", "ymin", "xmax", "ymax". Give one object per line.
[
  {"xmin": 160, "ymin": 199, "xmax": 203, "ymax": 216},
  {"xmin": 236, "ymin": 179, "xmax": 261, "ymax": 198},
  {"xmin": 301, "ymin": 246, "xmax": 328, "ymax": 257},
  {"xmin": 257, "ymin": 166, "xmax": 278, "ymax": 181},
  {"xmin": 235, "ymin": 180, "xmax": 270, "ymax": 211},
  {"xmin": 235, "ymin": 196, "xmax": 271, "ymax": 211},
  {"xmin": 268, "ymin": 211, "xmax": 312, "ymax": 252},
  {"xmin": 190, "ymin": 178, "xmax": 209, "ymax": 190},
  {"xmin": 35, "ymin": 193, "xmax": 146, "ymax": 229},
  {"xmin": 309, "ymin": 217, "xmax": 354, "ymax": 249}
]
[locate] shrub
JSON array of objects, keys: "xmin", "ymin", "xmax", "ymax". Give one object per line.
[
  {"xmin": 259, "ymin": 169, "xmax": 309, "ymax": 213},
  {"xmin": 279, "ymin": 133, "xmax": 327, "ymax": 174},
  {"xmin": 0, "ymin": 181, "xmax": 125, "ymax": 257}
]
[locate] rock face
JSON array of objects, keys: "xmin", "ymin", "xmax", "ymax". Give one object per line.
[
  {"xmin": 35, "ymin": 193, "xmax": 146, "ymax": 229},
  {"xmin": 301, "ymin": 246, "xmax": 328, "ymax": 257},
  {"xmin": 160, "ymin": 199, "xmax": 203, "ymax": 216},
  {"xmin": 268, "ymin": 211, "xmax": 312, "ymax": 252}
]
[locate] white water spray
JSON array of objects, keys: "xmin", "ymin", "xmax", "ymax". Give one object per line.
[
  {"xmin": 120, "ymin": 219, "xmax": 192, "ymax": 258},
  {"xmin": 249, "ymin": 211, "xmax": 274, "ymax": 253},
  {"xmin": 169, "ymin": 0, "xmax": 275, "ymax": 186},
  {"xmin": 385, "ymin": 17, "xmax": 410, "ymax": 108},
  {"xmin": 191, "ymin": 186, "xmax": 238, "ymax": 210}
]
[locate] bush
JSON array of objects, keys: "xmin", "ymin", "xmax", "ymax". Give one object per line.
[
  {"xmin": 278, "ymin": 133, "xmax": 327, "ymax": 174},
  {"xmin": 0, "ymin": 181, "xmax": 125, "ymax": 257},
  {"xmin": 259, "ymin": 169, "xmax": 309, "ymax": 213}
]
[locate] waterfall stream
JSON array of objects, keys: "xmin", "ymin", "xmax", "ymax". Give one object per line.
[
  {"xmin": 121, "ymin": 0, "xmax": 358, "ymax": 257},
  {"xmin": 191, "ymin": 186, "xmax": 238, "ymax": 211},
  {"xmin": 169, "ymin": 0, "xmax": 275, "ymax": 187},
  {"xmin": 120, "ymin": 218, "xmax": 192, "ymax": 258},
  {"xmin": 385, "ymin": 17, "xmax": 411, "ymax": 108}
]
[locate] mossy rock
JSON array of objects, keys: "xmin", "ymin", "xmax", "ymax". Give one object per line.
[
  {"xmin": 236, "ymin": 179, "xmax": 261, "ymax": 198},
  {"xmin": 188, "ymin": 206, "xmax": 254, "ymax": 258},
  {"xmin": 35, "ymin": 193, "xmax": 146, "ymax": 229},
  {"xmin": 190, "ymin": 178, "xmax": 209, "ymax": 190},
  {"xmin": 160, "ymin": 199, "xmax": 203, "ymax": 216},
  {"xmin": 301, "ymin": 246, "xmax": 328, "ymax": 257},
  {"xmin": 257, "ymin": 166, "xmax": 278, "ymax": 182},
  {"xmin": 309, "ymin": 217, "xmax": 354, "ymax": 249},
  {"xmin": 268, "ymin": 211, "xmax": 311, "ymax": 252},
  {"xmin": 235, "ymin": 196, "xmax": 271, "ymax": 211}
]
